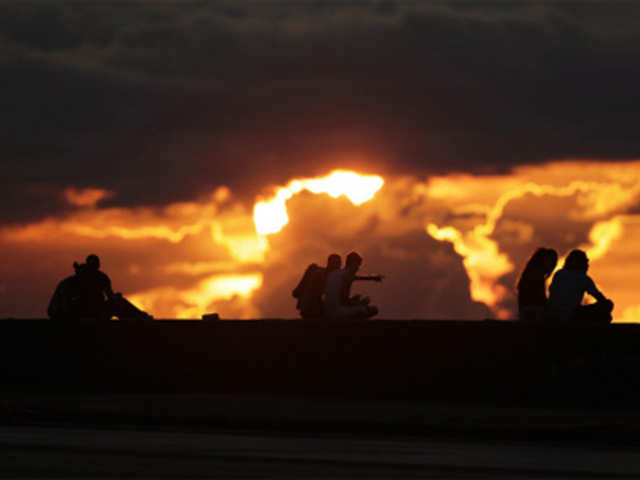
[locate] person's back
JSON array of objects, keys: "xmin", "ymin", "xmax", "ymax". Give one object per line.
[
  {"xmin": 293, "ymin": 264, "xmax": 325, "ymax": 318},
  {"xmin": 47, "ymin": 274, "xmax": 82, "ymax": 320},
  {"xmin": 293, "ymin": 254, "xmax": 341, "ymax": 319},
  {"xmin": 516, "ymin": 248, "xmax": 557, "ymax": 322},
  {"xmin": 548, "ymin": 269, "xmax": 591, "ymax": 316},
  {"xmin": 547, "ymin": 249, "xmax": 612, "ymax": 323},
  {"xmin": 80, "ymin": 269, "xmax": 111, "ymax": 315},
  {"xmin": 518, "ymin": 269, "xmax": 547, "ymax": 310},
  {"xmin": 323, "ymin": 268, "xmax": 345, "ymax": 319},
  {"xmin": 77, "ymin": 254, "xmax": 113, "ymax": 318}
]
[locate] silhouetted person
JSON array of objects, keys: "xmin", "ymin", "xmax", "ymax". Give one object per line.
[
  {"xmin": 517, "ymin": 248, "xmax": 557, "ymax": 322},
  {"xmin": 293, "ymin": 254, "xmax": 341, "ymax": 318},
  {"xmin": 548, "ymin": 249, "xmax": 614, "ymax": 323},
  {"xmin": 47, "ymin": 262, "xmax": 84, "ymax": 320},
  {"xmin": 324, "ymin": 251, "xmax": 382, "ymax": 320},
  {"xmin": 77, "ymin": 254, "xmax": 115, "ymax": 319},
  {"xmin": 48, "ymin": 254, "xmax": 152, "ymax": 321}
]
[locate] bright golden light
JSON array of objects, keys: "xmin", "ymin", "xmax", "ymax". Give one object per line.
[
  {"xmin": 210, "ymin": 224, "xmax": 269, "ymax": 262},
  {"xmin": 582, "ymin": 217, "xmax": 623, "ymax": 261},
  {"xmin": 426, "ymin": 224, "xmax": 512, "ymax": 307},
  {"xmin": 6, "ymin": 160, "xmax": 640, "ymax": 322},
  {"xmin": 618, "ymin": 305, "xmax": 640, "ymax": 323},
  {"xmin": 425, "ymin": 170, "xmax": 640, "ymax": 313},
  {"xmin": 128, "ymin": 273, "xmax": 263, "ymax": 319},
  {"xmin": 253, "ymin": 170, "xmax": 384, "ymax": 235}
]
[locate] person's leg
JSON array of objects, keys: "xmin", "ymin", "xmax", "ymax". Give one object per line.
[
  {"xmin": 109, "ymin": 294, "xmax": 153, "ymax": 320},
  {"xmin": 337, "ymin": 305, "xmax": 377, "ymax": 319},
  {"xmin": 572, "ymin": 301, "xmax": 613, "ymax": 324}
]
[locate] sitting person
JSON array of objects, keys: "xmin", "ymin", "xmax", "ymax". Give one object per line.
[
  {"xmin": 48, "ymin": 254, "xmax": 152, "ymax": 321},
  {"xmin": 47, "ymin": 262, "xmax": 84, "ymax": 320},
  {"xmin": 516, "ymin": 247, "xmax": 557, "ymax": 322},
  {"xmin": 323, "ymin": 251, "xmax": 382, "ymax": 320},
  {"xmin": 77, "ymin": 254, "xmax": 116, "ymax": 319},
  {"xmin": 547, "ymin": 249, "xmax": 613, "ymax": 323},
  {"xmin": 292, "ymin": 254, "xmax": 341, "ymax": 318}
]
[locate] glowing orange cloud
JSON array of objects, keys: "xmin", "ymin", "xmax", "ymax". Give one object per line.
[
  {"xmin": 128, "ymin": 273, "xmax": 263, "ymax": 319},
  {"xmin": 425, "ymin": 162, "xmax": 640, "ymax": 315},
  {"xmin": 253, "ymin": 170, "xmax": 384, "ymax": 235},
  {"xmin": 426, "ymin": 223, "xmax": 512, "ymax": 311},
  {"xmin": 6, "ymin": 160, "xmax": 640, "ymax": 322},
  {"xmin": 580, "ymin": 217, "xmax": 623, "ymax": 261},
  {"xmin": 64, "ymin": 187, "xmax": 114, "ymax": 208}
]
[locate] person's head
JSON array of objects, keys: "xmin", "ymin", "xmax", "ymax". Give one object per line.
[
  {"xmin": 86, "ymin": 254, "xmax": 100, "ymax": 270},
  {"xmin": 564, "ymin": 249, "xmax": 589, "ymax": 272},
  {"xmin": 326, "ymin": 253, "xmax": 341, "ymax": 272},
  {"xmin": 345, "ymin": 251, "xmax": 363, "ymax": 273},
  {"xmin": 541, "ymin": 248, "xmax": 558, "ymax": 276},
  {"xmin": 517, "ymin": 247, "xmax": 558, "ymax": 289}
]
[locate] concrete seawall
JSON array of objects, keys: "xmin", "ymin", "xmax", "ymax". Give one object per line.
[{"xmin": 2, "ymin": 319, "xmax": 640, "ymax": 409}]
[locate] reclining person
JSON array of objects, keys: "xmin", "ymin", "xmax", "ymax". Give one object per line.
[
  {"xmin": 292, "ymin": 254, "xmax": 341, "ymax": 318},
  {"xmin": 323, "ymin": 251, "xmax": 382, "ymax": 320},
  {"xmin": 547, "ymin": 249, "xmax": 614, "ymax": 323}
]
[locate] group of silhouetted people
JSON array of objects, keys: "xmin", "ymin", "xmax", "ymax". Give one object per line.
[
  {"xmin": 49, "ymin": 247, "xmax": 613, "ymax": 324},
  {"xmin": 292, "ymin": 251, "xmax": 383, "ymax": 320},
  {"xmin": 517, "ymin": 248, "xmax": 614, "ymax": 324},
  {"xmin": 48, "ymin": 254, "xmax": 151, "ymax": 321}
]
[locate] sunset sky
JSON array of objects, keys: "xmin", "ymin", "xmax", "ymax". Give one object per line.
[{"xmin": 2, "ymin": 3, "xmax": 640, "ymax": 321}]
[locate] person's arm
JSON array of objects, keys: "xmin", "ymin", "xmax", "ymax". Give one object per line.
[
  {"xmin": 354, "ymin": 274, "xmax": 384, "ymax": 282},
  {"xmin": 584, "ymin": 275, "xmax": 607, "ymax": 303},
  {"xmin": 104, "ymin": 274, "xmax": 116, "ymax": 300}
]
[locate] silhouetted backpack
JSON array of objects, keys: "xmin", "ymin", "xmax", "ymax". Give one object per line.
[
  {"xmin": 47, "ymin": 275, "xmax": 82, "ymax": 320},
  {"xmin": 292, "ymin": 264, "xmax": 325, "ymax": 317}
]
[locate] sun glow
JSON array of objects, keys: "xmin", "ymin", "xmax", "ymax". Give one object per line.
[
  {"xmin": 253, "ymin": 170, "xmax": 384, "ymax": 235},
  {"xmin": 128, "ymin": 273, "xmax": 263, "ymax": 319}
]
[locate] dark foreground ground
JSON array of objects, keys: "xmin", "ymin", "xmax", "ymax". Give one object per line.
[
  {"xmin": 3, "ymin": 319, "xmax": 640, "ymax": 477},
  {"xmin": 4, "ymin": 394, "xmax": 640, "ymax": 478}
]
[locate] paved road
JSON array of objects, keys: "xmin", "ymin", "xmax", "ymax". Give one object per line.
[{"xmin": 2, "ymin": 426, "xmax": 640, "ymax": 478}]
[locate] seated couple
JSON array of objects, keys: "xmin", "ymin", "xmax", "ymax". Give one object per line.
[
  {"xmin": 292, "ymin": 252, "xmax": 383, "ymax": 320},
  {"xmin": 517, "ymin": 248, "xmax": 613, "ymax": 323}
]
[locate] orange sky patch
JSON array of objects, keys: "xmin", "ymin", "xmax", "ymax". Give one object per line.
[
  {"xmin": 64, "ymin": 187, "xmax": 114, "ymax": 208},
  {"xmin": 2, "ymin": 161, "xmax": 640, "ymax": 321}
]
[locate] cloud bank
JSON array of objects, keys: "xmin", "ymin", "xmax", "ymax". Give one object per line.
[{"xmin": 2, "ymin": 161, "xmax": 640, "ymax": 322}]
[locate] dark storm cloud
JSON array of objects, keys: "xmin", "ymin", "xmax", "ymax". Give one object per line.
[{"xmin": 3, "ymin": 2, "xmax": 640, "ymax": 221}]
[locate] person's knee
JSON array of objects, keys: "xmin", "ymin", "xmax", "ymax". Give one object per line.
[{"xmin": 602, "ymin": 299, "xmax": 614, "ymax": 314}]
